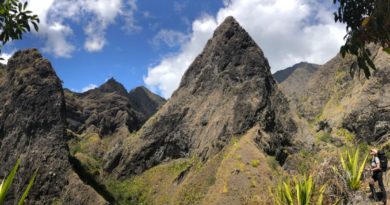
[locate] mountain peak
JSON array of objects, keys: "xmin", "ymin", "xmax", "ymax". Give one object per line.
[
  {"xmin": 112, "ymin": 16, "xmax": 295, "ymax": 177},
  {"xmin": 98, "ymin": 77, "xmax": 128, "ymax": 95},
  {"xmin": 177, "ymin": 15, "xmax": 270, "ymax": 94}
]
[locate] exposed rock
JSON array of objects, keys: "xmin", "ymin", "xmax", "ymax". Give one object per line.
[
  {"xmin": 0, "ymin": 49, "xmax": 70, "ymax": 204},
  {"xmin": 65, "ymin": 79, "xmax": 141, "ymax": 136},
  {"xmin": 65, "ymin": 81, "xmax": 165, "ymax": 137},
  {"xmin": 0, "ymin": 49, "xmax": 106, "ymax": 204},
  {"xmin": 109, "ymin": 16, "xmax": 296, "ymax": 177},
  {"xmin": 62, "ymin": 172, "xmax": 109, "ymax": 205},
  {"xmin": 128, "ymin": 86, "xmax": 166, "ymax": 122},
  {"xmin": 287, "ymin": 46, "xmax": 390, "ymax": 143},
  {"xmin": 274, "ymin": 62, "xmax": 319, "ymax": 106},
  {"xmin": 273, "ymin": 62, "xmax": 319, "ymax": 84},
  {"xmin": 341, "ymin": 48, "xmax": 390, "ymax": 142}
]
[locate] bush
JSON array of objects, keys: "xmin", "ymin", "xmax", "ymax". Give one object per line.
[{"xmin": 251, "ymin": 160, "xmax": 260, "ymax": 167}]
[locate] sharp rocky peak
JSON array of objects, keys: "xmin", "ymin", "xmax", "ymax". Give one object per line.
[
  {"xmin": 97, "ymin": 77, "xmax": 128, "ymax": 95},
  {"xmin": 177, "ymin": 16, "xmax": 271, "ymax": 96},
  {"xmin": 109, "ymin": 16, "xmax": 296, "ymax": 177}
]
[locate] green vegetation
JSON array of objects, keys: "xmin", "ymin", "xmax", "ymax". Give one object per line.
[
  {"xmin": 270, "ymin": 175, "xmax": 326, "ymax": 205},
  {"xmin": 0, "ymin": 159, "xmax": 37, "ymax": 205},
  {"xmin": 251, "ymin": 159, "xmax": 260, "ymax": 168},
  {"xmin": 105, "ymin": 159, "xmax": 192, "ymax": 205},
  {"xmin": 0, "ymin": 0, "xmax": 39, "ymax": 54},
  {"xmin": 333, "ymin": 0, "xmax": 390, "ymax": 78},
  {"xmin": 316, "ymin": 131, "xmax": 332, "ymax": 143},
  {"xmin": 336, "ymin": 128, "xmax": 355, "ymax": 144},
  {"xmin": 267, "ymin": 156, "xmax": 280, "ymax": 171},
  {"xmin": 339, "ymin": 148, "xmax": 368, "ymax": 190}
]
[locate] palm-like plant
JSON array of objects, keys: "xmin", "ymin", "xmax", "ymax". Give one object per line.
[
  {"xmin": 339, "ymin": 148, "xmax": 368, "ymax": 190},
  {"xmin": 0, "ymin": 159, "xmax": 37, "ymax": 205},
  {"xmin": 271, "ymin": 175, "xmax": 326, "ymax": 205}
]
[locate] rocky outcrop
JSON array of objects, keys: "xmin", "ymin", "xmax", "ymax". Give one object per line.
[
  {"xmin": 341, "ymin": 48, "xmax": 390, "ymax": 142},
  {"xmin": 128, "ymin": 86, "xmax": 166, "ymax": 122},
  {"xmin": 65, "ymin": 80, "xmax": 165, "ymax": 137},
  {"xmin": 109, "ymin": 16, "xmax": 296, "ymax": 178},
  {"xmin": 0, "ymin": 49, "xmax": 70, "ymax": 204},
  {"xmin": 65, "ymin": 79, "xmax": 140, "ymax": 136},
  {"xmin": 283, "ymin": 45, "xmax": 390, "ymax": 143},
  {"xmin": 0, "ymin": 49, "xmax": 106, "ymax": 204},
  {"xmin": 274, "ymin": 62, "xmax": 319, "ymax": 104},
  {"xmin": 273, "ymin": 62, "xmax": 319, "ymax": 84}
]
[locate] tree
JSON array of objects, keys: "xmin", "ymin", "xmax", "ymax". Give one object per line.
[
  {"xmin": 0, "ymin": 0, "xmax": 39, "ymax": 55},
  {"xmin": 334, "ymin": 0, "xmax": 390, "ymax": 78}
]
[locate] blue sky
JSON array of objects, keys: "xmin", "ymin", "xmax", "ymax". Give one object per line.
[{"xmin": 1, "ymin": 0, "xmax": 345, "ymax": 98}]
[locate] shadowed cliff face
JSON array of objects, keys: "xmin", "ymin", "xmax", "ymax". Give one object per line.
[
  {"xmin": 0, "ymin": 49, "xmax": 107, "ymax": 205},
  {"xmin": 128, "ymin": 86, "xmax": 166, "ymax": 122},
  {"xmin": 108, "ymin": 16, "xmax": 296, "ymax": 178},
  {"xmin": 0, "ymin": 49, "xmax": 69, "ymax": 204}
]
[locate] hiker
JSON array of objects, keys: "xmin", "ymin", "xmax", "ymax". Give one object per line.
[{"xmin": 368, "ymin": 148, "xmax": 387, "ymax": 204}]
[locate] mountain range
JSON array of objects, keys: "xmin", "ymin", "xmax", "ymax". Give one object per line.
[{"xmin": 0, "ymin": 16, "xmax": 389, "ymax": 205}]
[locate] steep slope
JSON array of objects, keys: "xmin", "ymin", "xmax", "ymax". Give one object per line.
[
  {"xmin": 128, "ymin": 86, "xmax": 166, "ymax": 122},
  {"xmin": 0, "ymin": 49, "xmax": 106, "ymax": 204},
  {"xmin": 274, "ymin": 62, "xmax": 319, "ymax": 103},
  {"xmin": 0, "ymin": 64, "xmax": 5, "ymax": 82},
  {"xmin": 108, "ymin": 16, "xmax": 296, "ymax": 180},
  {"xmin": 291, "ymin": 46, "xmax": 390, "ymax": 143},
  {"xmin": 65, "ymin": 80, "xmax": 165, "ymax": 136},
  {"xmin": 273, "ymin": 62, "xmax": 319, "ymax": 84},
  {"xmin": 65, "ymin": 78, "xmax": 142, "ymax": 136}
]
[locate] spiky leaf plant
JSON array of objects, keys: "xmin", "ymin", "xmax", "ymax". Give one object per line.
[
  {"xmin": 339, "ymin": 148, "xmax": 368, "ymax": 190},
  {"xmin": 0, "ymin": 159, "xmax": 37, "ymax": 205},
  {"xmin": 271, "ymin": 175, "xmax": 326, "ymax": 205}
]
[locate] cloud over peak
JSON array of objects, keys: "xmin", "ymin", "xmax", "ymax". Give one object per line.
[{"xmin": 144, "ymin": 0, "xmax": 345, "ymax": 98}]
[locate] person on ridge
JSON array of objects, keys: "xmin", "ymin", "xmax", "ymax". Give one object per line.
[{"xmin": 368, "ymin": 148, "xmax": 387, "ymax": 204}]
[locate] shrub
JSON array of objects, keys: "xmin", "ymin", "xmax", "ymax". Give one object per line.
[
  {"xmin": 270, "ymin": 175, "xmax": 326, "ymax": 205},
  {"xmin": 0, "ymin": 159, "xmax": 37, "ymax": 205},
  {"xmin": 316, "ymin": 132, "xmax": 332, "ymax": 143},
  {"xmin": 339, "ymin": 148, "xmax": 368, "ymax": 190},
  {"xmin": 251, "ymin": 160, "xmax": 260, "ymax": 167}
]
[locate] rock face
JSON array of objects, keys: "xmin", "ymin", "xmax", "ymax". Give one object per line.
[
  {"xmin": 340, "ymin": 48, "xmax": 390, "ymax": 142},
  {"xmin": 110, "ymin": 16, "xmax": 296, "ymax": 177},
  {"xmin": 128, "ymin": 86, "xmax": 166, "ymax": 122},
  {"xmin": 283, "ymin": 46, "xmax": 390, "ymax": 143},
  {"xmin": 0, "ymin": 49, "xmax": 70, "ymax": 204},
  {"xmin": 274, "ymin": 62, "xmax": 319, "ymax": 84},
  {"xmin": 65, "ymin": 80, "xmax": 165, "ymax": 137},
  {"xmin": 273, "ymin": 62, "xmax": 319, "ymax": 103},
  {"xmin": 0, "ymin": 49, "xmax": 106, "ymax": 204}
]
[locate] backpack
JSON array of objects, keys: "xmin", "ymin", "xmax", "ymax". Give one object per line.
[{"xmin": 378, "ymin": 150, "xmax": 388, "ymax": 172}]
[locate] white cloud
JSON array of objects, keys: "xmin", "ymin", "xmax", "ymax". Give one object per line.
[
  {"xmin": 0, "ymin": 51, "xmax": 15, "ymax": 64},
  {"xmin": 144, "ymin": 15, "xmax": 217, "ymax": 98},
  {"xmin": 42, "ymin": 22, "xmax": 75, "ymax": 57},
  {"xmin": 144, "ymin": 0, "xmax": 346, "ymax": 98},
  {"xmin": 151, "ymin": 29, "xmax": 190, "ymax": 48},
  {"xmin": 26, "ymin": 0, "xmax": 139, "ymax": 57},
  {"xmin": 81, "ymin": 83, "xmax": 98, "ymax": 92}
]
